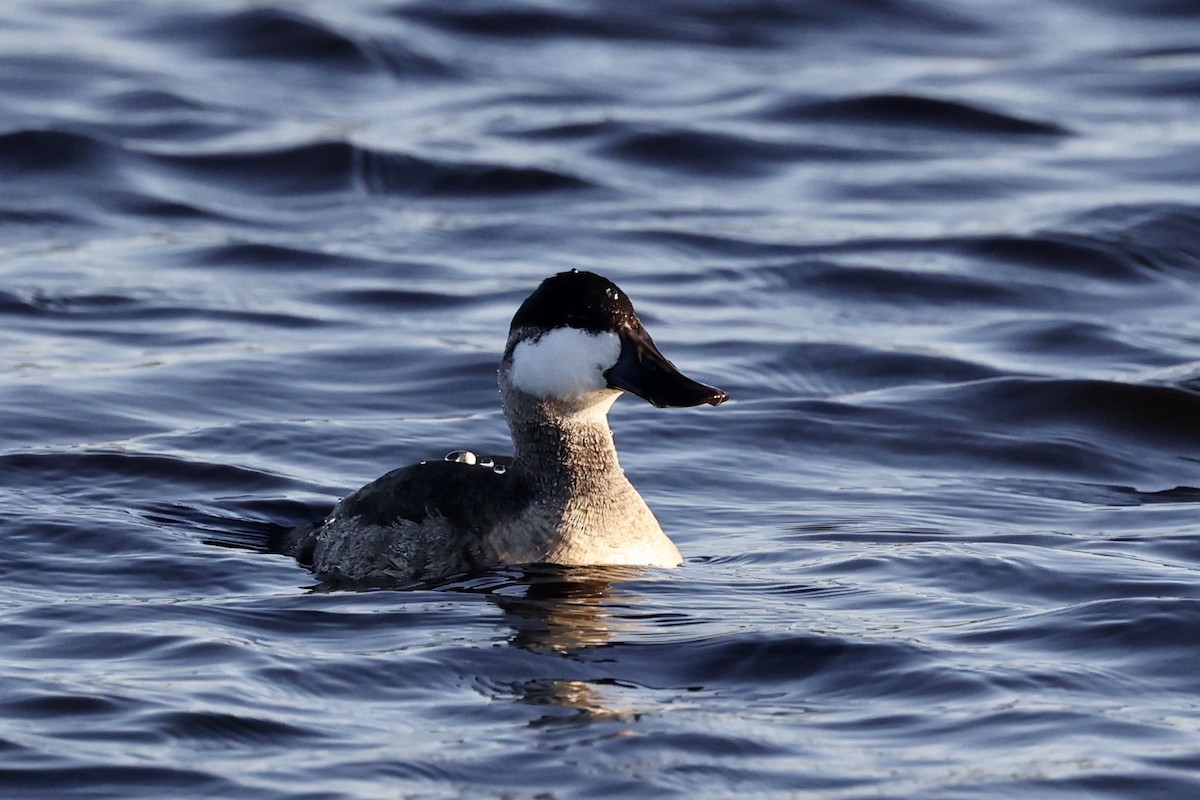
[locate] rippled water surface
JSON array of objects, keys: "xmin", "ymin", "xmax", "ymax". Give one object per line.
[{"xmin": 3, "ymin": 1, "xmax": 1200, "ymax": 797}]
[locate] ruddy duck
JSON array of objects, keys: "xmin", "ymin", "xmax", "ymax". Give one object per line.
[{"xmin": 276, "ymin": 270, "xmax": 727, "ymax": 583}]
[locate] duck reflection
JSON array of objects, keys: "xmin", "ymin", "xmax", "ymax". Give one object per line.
[
  {"xmin": 487, "ymin": 564, "xmax": 648, "ymax": 725},
  {"xmin": 491, "ymin": 564, "xmax": 639, "ymax": 653},
  {"xmin": 294, "ymin": 560, "xmax": 657, "ymax": 724}
]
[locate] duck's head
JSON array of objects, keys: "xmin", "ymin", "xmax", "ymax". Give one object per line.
[{"xmin": 500, "ymin": 270, "xmax": 728, "ymax": 415}]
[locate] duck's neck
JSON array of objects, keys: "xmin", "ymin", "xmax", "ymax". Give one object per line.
[
  {"xmin": 502, "ymin": 384, "xmax": 627, "ymax": 495},
  {"xmin": 497, "ymin": 378, "xmax": 679, "ymax": 567}
]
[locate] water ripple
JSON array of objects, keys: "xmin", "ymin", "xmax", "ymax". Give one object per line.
[{"xmin": 772, "ymin": 93, "xmax": 1070, "ymax": 137}]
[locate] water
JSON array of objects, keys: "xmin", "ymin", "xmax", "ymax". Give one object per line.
[{"xmin": 2, "ymin": 0, "xmax": 1200, "ymax": 796}]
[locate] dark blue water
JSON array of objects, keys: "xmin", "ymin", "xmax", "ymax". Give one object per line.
[{"xmin": 3, "ymin": 1, "xmax": 1200, "ymax": 797}]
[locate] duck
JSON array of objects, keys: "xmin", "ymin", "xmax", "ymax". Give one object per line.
[{"xmin": 275, "ymin": 269, "xmax": 728, "ymax": 584}]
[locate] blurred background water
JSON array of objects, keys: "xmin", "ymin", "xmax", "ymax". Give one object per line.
[{"xmin": 2, "ymin": 1, "xmax": 1200, "ymax": 797}]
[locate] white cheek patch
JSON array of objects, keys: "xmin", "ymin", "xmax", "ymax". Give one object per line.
[{"xmin": 511, "ymin": 328, "xmax": 621, "ymax": 399}]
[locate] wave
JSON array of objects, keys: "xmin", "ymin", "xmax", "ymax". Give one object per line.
[
  {"xmin": 140, "ymin": 7, "xmax": 450, "ymax": 78},
  {"xmin": 1058, "ymin": 0, "xmax": 1200, "ymax": 19},
  {"xmin": 0, "ymin": 127, "xmax": 595, "ymax": 201},
  {"xmin": 598, "ymin": 127, "xmax": 856, "ymax": 176},
  {"xmin": 0, "ymin": 450, "xmax": 294, "ymax": 495},
  {"xmin": 769, "ymin": 93, "xmax": 1068, "ymax": 137},
  {"xmin": 147, "ymin": 140, "xmax": 595, "ymax": 198},
  {"xmin": 352, "ymin": 148, "xmax": 596, "ymax": 196},
  {"xmin": 954, "ymin": 377, "xmax": 1200, "ymax": 449},
  {"xmin": 0, "ymin": 129, "xmax": 117, "ymax": 176},
  {"xmin": 403, "ymin": 0, "xmax": 987, "ymax": 47},
  {"xmin": 764, "ymin": 260, "xmax": 1027, "ymax": 307},
  {"xmin": 851, "ymin": 375, "xmax": 1200, "ymax": 484}
]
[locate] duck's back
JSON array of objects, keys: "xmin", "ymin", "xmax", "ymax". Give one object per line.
[{"xmin": 278, "ymin": 457, "xmax": 531, "ymax": 584}]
